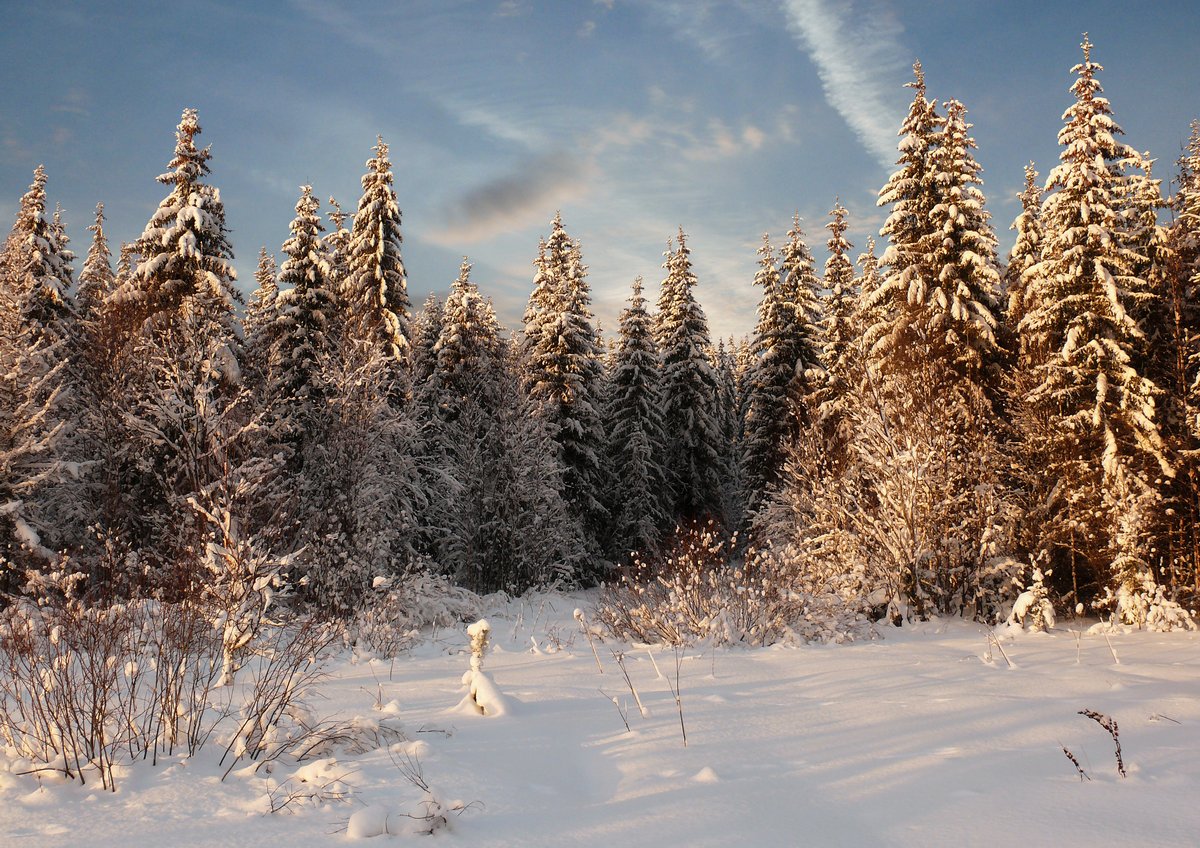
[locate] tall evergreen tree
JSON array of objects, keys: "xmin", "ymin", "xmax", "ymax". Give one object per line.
[
  {"xmin": 777, "ymin": 214, "xmax": 825, "ymax": 382},
  {"xmin": 605, "ymin": 277, "xmax": 670, "ymax": 562},
  {"xmin": 110, "ymin": 109, "xmax": 248, "ymax": 583},
  {"xmin": 822, "ymin": 201, "xmax": 857, "ymax": 383},
  {"xmin": 518, "ymin": 214, "xmax": 608, "ymax": 571},
  {"xmin": 867, "ymin": 61, "xmax": 944, "ymax": 371},
  {"xmin": 410, "ymin": 292, "xmax": 445, "ymax": 418},
  {"xmin": 77, "ymin": 202, "xmax": 114, "ymax": 320},
  {"xmin": 324, "ymin": 196, "xmax": 352, "ymax": 293},
  {"xmin": 433, "ymin": 260, "xmax": 583, "ymax": 591},
  {"xmin": 922, "ymin": 98, "xmax": 1004, "ymax": 388},
  {"xmin": 343, "ymin": 138, "xmax": 411, "ymax": 398},
  {"xmin": 0, "ymin": 166, "xmax": 82, "ymax": 575},
  {"xmin": 1018, "ymin": 35, "xmax": 1170, "ymax": 608},
  {"xmin": 272, "ymin": 185, "xmax": 338, "ymax": 441},
  {"xmin": 243, "ymin": 248, "xmax": 280, "ymax": 384},
  {"xmin": 741, "ymin": 235, "xmax": 793, "ymax": 518},
  {"xmin": 854, "ymin": 236, "xmax": 883, "ymax": 342},
  {"xmin": 1006, "ymin": 162, "xmax": 1044, "ymax": 364},
  {"xmin": 656, "ymin": 228, "xmax": 725, "ymax": 527},
  {"xmin": 113, "ymin": 109, "xmax": 240, "ymax": 340},
  {"xmin": 1159, "ymin": 122, "xmax": 1200, "ymax": 599},
  {"xmin": 438, "ymin": 258, "xmax": 506, "ymax": 419}
]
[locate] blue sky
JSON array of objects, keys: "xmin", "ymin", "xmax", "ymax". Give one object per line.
[{"xmin": 2, "ymin": 0, "xmax": 1197, "ymax": 339}]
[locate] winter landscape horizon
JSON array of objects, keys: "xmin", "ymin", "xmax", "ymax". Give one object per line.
[{"xmin": 3, "ymin": 1, "xmax": 1200, "ymax": 845}]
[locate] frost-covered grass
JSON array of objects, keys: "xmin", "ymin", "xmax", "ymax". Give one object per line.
[{"xmin": 3, "ymin": 591, "xmax": 1200, "ymax": 846}]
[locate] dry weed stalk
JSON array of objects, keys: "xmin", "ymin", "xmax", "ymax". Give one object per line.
[{"xmin": 1079, "ymin": 709, "xmax": 1126, "ymax": 777}]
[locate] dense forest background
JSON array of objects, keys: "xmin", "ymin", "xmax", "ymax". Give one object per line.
[{"xmin": 3, "ymin": 37, "xmax": 1199, "ymax": 639}]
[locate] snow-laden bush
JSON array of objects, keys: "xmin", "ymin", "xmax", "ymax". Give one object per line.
[
  {"xmin": 1091, "ymin": 570, "xmax": 1197, "ymax": 632},
  {"xmin": 1006, "ymin": 567, "xmax": 1055, "ymax": 631},
  {"xmin": 594, "ymin": 522, "xmax": 873, "ymax": 647},
  {"xmin": 0, "ymin": 568, "xmax": 339, "ymax": 791},
  {"xmin": 354, "ymin": 569, "xmax": 483, "ymax": 656}
]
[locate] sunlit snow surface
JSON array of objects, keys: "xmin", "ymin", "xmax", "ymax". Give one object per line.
[{"xmin": 3, "ymin": 591, "xmax": 1199, "ymax": 846}]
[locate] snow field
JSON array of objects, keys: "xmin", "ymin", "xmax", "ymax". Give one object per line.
[{"xmin": 3, "ymin": 593, "xmax": 1200, "ymax": 846}]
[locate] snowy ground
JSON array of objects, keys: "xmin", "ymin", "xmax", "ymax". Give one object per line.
[{"xmin": 4, "ymin": 592, "xmax": 1200, "ymax": 846}]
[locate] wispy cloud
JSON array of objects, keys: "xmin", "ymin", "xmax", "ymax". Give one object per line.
[
  {"xmin": 494, "ymin": 0, "xmax": 529, "ymax": 17},
  {"xmin": 780, "ymin": 0, "xmax": 909, "ymax": 168},
  {"xmin": 426, "ymin": 151, "xmax": 596, "ymax": 245},
  {"xmin": 51, "ymin": 88, "xmax": 91, "ymax": 117},
  {"xmin": 444, "ymin": 95, "xmax": 549, "ymax": 149}
]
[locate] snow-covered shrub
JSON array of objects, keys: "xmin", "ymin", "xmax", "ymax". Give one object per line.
[
  {"xmin": 354, "ymin": 569, "xmax": 483, "ymax": 656},
  {"xmin": 754, "ymin": 381, "xmax": 1022, "ymax": 626},
  {"xmin": 1091, "ymin": 570, "xmax": 1197, "ymax": 632},
  {"xmin": 345, "ymin": 753, "xmax": 470, "ymax": 837},
  {"xmin": 190, "ymin": 485, "xmax": 294, "ymax": 686},
  {"xmin": 0, "ymin": 587, "xmax": 222, "ymax": 790},
  {"xmin": 0, "ymin": 574, "xmax": 339, "ymax": 790},
  {"xmin": 1007, "ymin": 567, "xmax": 1056, "ymax": 631},
  {"xmin": 594, "ymin": 522, "xmax": 873, "ymax": 647},
  {"xmin": 218, "ymin": 617, "xmax": 341, "ymax": 771}
]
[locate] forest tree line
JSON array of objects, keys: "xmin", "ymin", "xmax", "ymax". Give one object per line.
[{"xmin": 2, "ymin": 37, "xmax": 1199, "ymax": 630}]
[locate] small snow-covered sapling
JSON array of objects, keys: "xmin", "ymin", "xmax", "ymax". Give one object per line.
[
  {"xmin": 459, "ymin": 619, "xmax": 510, "ymax": 717},
  {"xmin": 468, "ymin": 619, "xmax": 490, "ymax": 673}
]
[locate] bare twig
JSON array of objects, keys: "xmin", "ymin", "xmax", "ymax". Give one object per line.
[
  {"xmin": 612, "ymin": 651, "xmax": 648, "ymax": 718},
  {"xmin": 1102, "ymin": 633, "xmax": 1120, "ymax": 665},
  {"xmin": 574, "ymin": 609, "xmax": 604, "ymax": 674},
  {"xmin": 987, "ymin": 633, "xmax": 1013, "ymax": 668},
  {"xmin": 600, "ymin": 689, "xmax": 630, "ymax": 732},
  {"xmin": 664, "ymin": 645, "xmax": 687, "ymax": 747}
]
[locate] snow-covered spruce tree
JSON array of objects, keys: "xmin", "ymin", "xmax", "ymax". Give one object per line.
[
  {"xmin": 271, "ymin": 185, "xmax": 339, "ymax": 452},
  {"xmin": 714, "ymin": 339, "xmax": 745, "ymax": 530},
  {"xmin": 866, "ymin": 61, "xmax": 944, "ymax": 372},
  {"xmin": 410, "ymin": 292, "xmax": 445, "ymax": 417},
  {"xmin": 853, "ymin": 236, "xmax": 883, "ymax": 344},
  {"xmin": 76, "ymin": 203, "xmax": 114, "ymax": 321},
  {"xmin": 1006, "ymin": 163, "xmax": 1044, "ymax": 362},
  {"xmin": 292, "ymin": 330, "xmax": 419, "ymax": 613},
  {"xmin": 1017, "ymin": 36, "xmax": 1171, "ymax": 610},
  {"xmin": 778, "ymin": 214, "xmax": 825, "ymax": 378},
  {"xmin": 821, "ymin": 200, "xmax": 858, "ymax": 391},
  {"xmin": 435, "ymin": 262, "xmax": 583, "ymax": 591},
  {"xmin": 518, "ymin": 214, "xmax": 607, "ymax": 575},
  {"xmin": 1157, "ymin": 122, "xmax": 1200, "ymax": 601},
  {"xmin": 656, "ymin": 229, "xmax": 727, "ymax": 528},
  {"xmin": 407, "ymin": 292, "xmax": 453, "ymax": 564},
  {"xmin": 103, "ymin": 109, "xmax": 249, "ymax": 589},
  {"xmin": 814, "ymin": 200, "xmax": 859, "ymax": 466},
  {"xmin": 113, "ymin": 109, "xmax": 241, "ymax": 340},
  {"xmin": 739, "ymin": 217, "xmax": 825, "ymax": 522},
  {"xmin": 873, "ymin": 92, "xmax": 1004, "ymax": 396},
  {"xmin": 323, "ymin": 196, "xmax": 352, "ymax": 294},
  {"xmin": 0, "ymin": 167, "xmax": 85, "ymax": 581},
  {"xmin": 242, "ymin": 247, "xmax": 280, "ymax": 396},
  {"xmin": 343, "ymin": 138, "xmax": 411, "ymax": 405},
  {"xmin": 741, "ymin": 235, "xmax": 793, "ymax": 520},
  {"xmin": 11, "ymin": 169, "xmax": 77, "ymax": 354},
  {"xmin": 604, "ymin": 277, "xmax": 670, "ymax": 563},
  {"xmin": 438, "ymin": 259, "xmax": 507, "ymax": 422}
]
